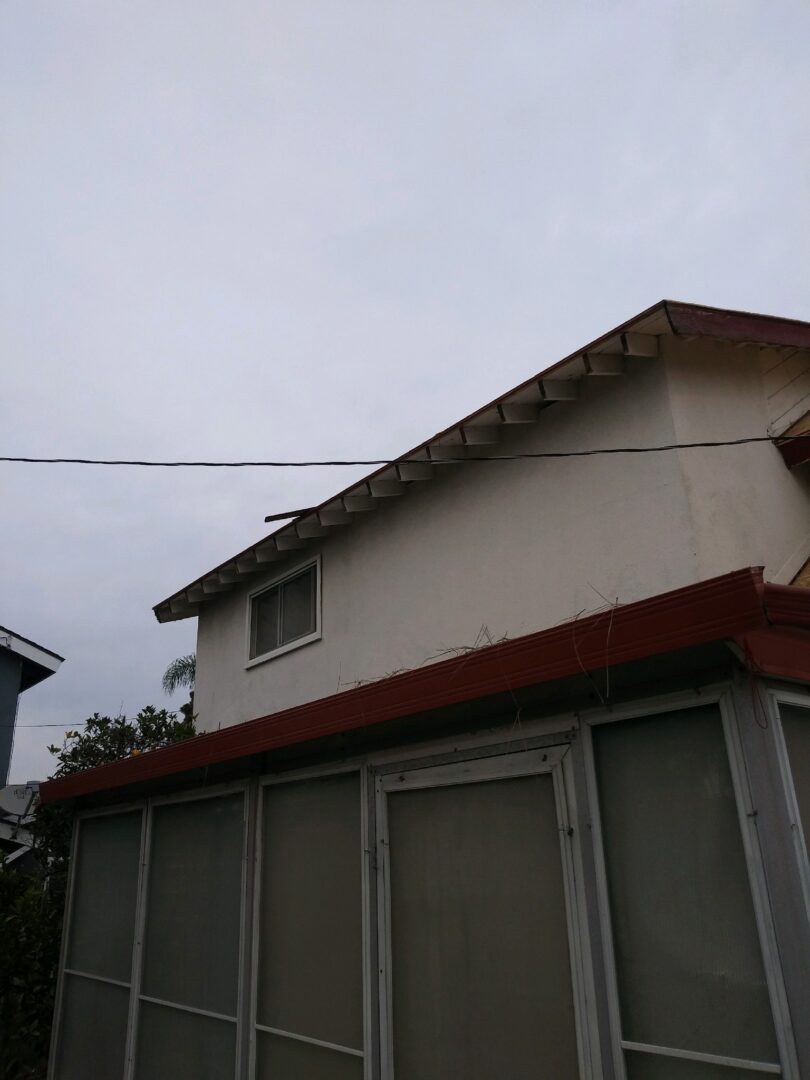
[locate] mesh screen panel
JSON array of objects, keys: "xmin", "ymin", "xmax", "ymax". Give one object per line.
[
  {"xmin": 257, "ymin": 773, "xmax": 363, "ymax": 1049},
  {"xmin": 387, "ymin": 773, "xmax": 579, "ymax": 1080},
  {"xmin": 593, "ymin": 707, "xmax": 778, "ymax": 1064},
  {"xmin": 255, "ymin": 1031, "xmax": 363, "ymax": 1080},
  {"xmin": 141, "ymin": 793, "xmax": 245, "ymax": 1016},
  {"xmin": 67, "ymin": 811, "xmax": 142, "ymax": 981},
  {"xmin": 135, "ymin": 1001, "xmax": 236, "ymax": 1080},
  {"xmin": 56, "ymin": 974, "xmax": 129, "ymax": 1080},
  {"xmin": 781, "ymin": 703, "xmax": 810, "ymax": 847},
  {"xmin": 625, "ymin": 1050, "xmax": 762, "ymax": 1080}
]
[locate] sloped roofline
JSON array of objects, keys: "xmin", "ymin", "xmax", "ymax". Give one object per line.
[
  {"xmin": 154, "ymin": 299, "xmax": 810, "ymax": 623},
  {"xmin": 0, "ymin": 624, "xmax": 64, "ymax": 691}
]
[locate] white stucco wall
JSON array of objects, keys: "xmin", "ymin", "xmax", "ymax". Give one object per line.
[
  {"xmin": 193, "ymin": 340, "xmax": 810, "ymax": 732},
  {"xmin": 664, "ymin": 337, "xmax": 810, "ymax": 585}
]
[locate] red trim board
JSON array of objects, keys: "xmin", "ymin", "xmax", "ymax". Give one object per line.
[{"xmin": 41, "ymin": 568, "xmax": 810, "ymax": 805}]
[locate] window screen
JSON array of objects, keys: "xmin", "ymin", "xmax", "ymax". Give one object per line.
[
  {"xmin": 56, "ymin": 810, "xmax": 142, "ymax": 1080},
  {"xmin": 250, "ymin": 564, "xmax": 317, "ymax": 659},
  {"xmin": 255, "ymin": 772, "xmax": 363, "ymax": 1073},
  {"xmin": 386, "ymin": 773, "xmax": 579, "ymax": 1080},
  {"xmin": 57, "ymin": 974, "xmax": 131, "ymax": 1080},
  {"xmin": 592, "ymin": 706, "xmax": 780, "ymax": 1073},
  {"xmin": 625, "ymin": 1051, "xmax": 764, "ymax": 1080},
  {"xmin": 780, "ymin": 703, "xmax": 810, "ymax": 847},
  {"xmin": 136, "ymin": 791, "xmax": 246, "ymax": 1080},
  {"xmin": 135, "ymin": 1000, "xmax": 237, "ymax": 1080},
  {"xmin": 256, "ymin": 1031, "xmax": 364, "ymax": 1080},
  {"xmin": 67, "ymin": 810, "xmax": 142, "ymax": 981}
]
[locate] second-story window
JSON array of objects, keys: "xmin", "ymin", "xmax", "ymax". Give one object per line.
[{"xmin": 248, "ymin": 560, "xmax": 320, "ymax": 663}]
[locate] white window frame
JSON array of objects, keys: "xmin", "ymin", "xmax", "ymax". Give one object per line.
[
  {"xmin": 373, "ymin": 743, "xmax": 599, "ymax": 1080},
  {"xmin": 580, "ymin": 685, "xmax": 799, "ymax": 1080},
  {"xmin": 245, "ymin": 556, "xmax": 321, "ymax": 668},
  {"xmin": 764, "ymin": 687, "xmax": 810, "ymax": 926},
  {"xmin": 249, "ymin": 763, "xmax": 373, "ymax": 1080}
]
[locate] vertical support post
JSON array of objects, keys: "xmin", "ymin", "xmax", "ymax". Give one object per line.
[
  {"xmin": 568, "ymin": 730, "xmax": 618, "ymax": 1080},
  {"xmin": 729, "ymin": 670, "xmax": 810, "ymax": 1077}
]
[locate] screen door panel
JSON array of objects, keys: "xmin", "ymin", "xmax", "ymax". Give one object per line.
[
  {"xmin": 256, "ymin": 1031, "xmax": 364, "ymax": 1080},
  {"xmin": 592, "ymin": 706, "xmax": 779, "ymax": 1069},
  {"xmin": 56, "ymin": 974, "xmax": 130, "ymax": 1080},
  {"xmin": 780, "ymin": 703, "xmax": 810, "ymax": 844},
  {"xmin": 625, "ymin": 1051, "xmax": 763, "ymax": 1080},
  {"xmin": 386, "ymin": 772, "xmax": 579, "ymax": 1080},
  {"xmin": 135, "ymin": 1000, "xmax": 237, "ymax": 1080}
]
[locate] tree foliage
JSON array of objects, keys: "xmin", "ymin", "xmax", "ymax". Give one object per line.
[
  {"xmin": 0, "ymin": 707, "xmax": 195, "ymax": 1080},
  {"xmin": 161, "ymin": 653, "xmax": 196, "ymax": 696}
]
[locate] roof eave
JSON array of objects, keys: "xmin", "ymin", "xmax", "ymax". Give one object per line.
[{"xmin": 45, "ymin": 566, "xmax": 802, "ymax": 806}]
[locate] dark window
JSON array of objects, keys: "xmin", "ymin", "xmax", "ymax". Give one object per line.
[{"xmin": 250, "ymin": 564, "xmax": 317, "ymax": 659}]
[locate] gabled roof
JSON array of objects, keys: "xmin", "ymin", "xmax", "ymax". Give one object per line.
[
  {"xmin": 0, "ymin": 625, "xmax": 63, "ymax": 690},
  {"xmin": 154, "ymin": 300, "xmax": 810, "ymax": 623},
  {"xmin": 45, "ymin": 567, "xmax": 810, "ymax": 804}
]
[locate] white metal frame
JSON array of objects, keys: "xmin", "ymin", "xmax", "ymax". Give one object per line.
[
  {"xmin": 373, "ymin": 742, "xmax": 599, "ymax": 1080},
  {"xmin": 764, "ymin": 687, "xmax": 810, "ymax": 924},
  {"xmin": 245, "ymin": 554, "xmax": 322, "ymax": 668},
  {"xmin": 49, "ymin": 782, "xmax": 252, "ymax": 1080},
  {"xmin": 130, "ymin": 780, "xmax": 251, "ymax": 1080},
  {"xmin": 581, "ymin": 685, "xmax": 798, "ymax": 1079},
  {"xmin": 249, "ymin": 762, "xmax": 373, "ymax": 1079},
  {"xmin": 47, "ymin": 800, "xmax": 147, "ymax": 1080}
]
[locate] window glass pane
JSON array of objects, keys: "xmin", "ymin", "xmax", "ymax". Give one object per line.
[
  {"xmin": 57, "ymin": 974, "xmax": 129, "ymax": 1080},
  {"xmin": 256, "ymin": 1031, "xmax": 363, "ymax": 1080},
  {"xmin": 252, "ymin": 586, "xmax": 280, "ymax": 657},
  {"xmin": 280, "ymin": 565, "xmax": 316, "ymax": 644},
  {"xmin": 593, "ymin": 706, "xmax": 778, "ymax": 1064},
  {"xmin": 257, "ymin": 773, "xmax": 362, "ymax": 1049},
  {"xmin": 135, "ymin": 1001, "xmax": 236, "ymax": 1080},
  {"xmin": 625, "ymin": 1050, "xmax": 763, "ymax": 1080},
  {"xmin": 780, "ymin": 703, "xmax": 810, "ymax": 844},
  {"xmin": 67, "ymin": 810, "xmax": 142, "ymax": 981},
  {"xmin": 387, "ymin": 773, "xmax": 579, "ymax": 1080},
  {"xmin": 141, "ymin": 793, "xmax": 245, "ymax": 1016}
]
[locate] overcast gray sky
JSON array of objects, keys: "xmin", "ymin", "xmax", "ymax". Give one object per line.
[{"xmin": 2, "ymin": 1, "xmax": 809, "ymax": 781}]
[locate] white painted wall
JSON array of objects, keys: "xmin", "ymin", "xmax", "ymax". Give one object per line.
[{"xmin": 193, "ymin": 342, "xmax": 810, "ymax": 731}]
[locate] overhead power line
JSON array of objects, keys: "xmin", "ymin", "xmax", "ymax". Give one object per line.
[{"xmin": 0, "ymin": 434, "xmax": 806, "ymax": 469}]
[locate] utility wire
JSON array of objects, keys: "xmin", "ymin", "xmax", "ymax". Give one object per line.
[{"xmin": 0, "ymin": 434, "xmax": 807, "ymax": 468}]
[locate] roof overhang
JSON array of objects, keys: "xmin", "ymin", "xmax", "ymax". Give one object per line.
[
  {"xmin": 153, "ymin": 300, "xmax": 810, "ymax": 624},
  {"xmin": 43, "ymin": 567, "xmax": 810, "ymax": 805},
  {"xmin": 0, "ymin": 626, "xmax": 64, "ymax": 691}
]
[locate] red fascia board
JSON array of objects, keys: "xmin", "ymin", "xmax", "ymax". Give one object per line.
[
  {"xmin": 666, "ymin": 302, "xmax": 810, "ymax": 350},
  {"xmin": 42, "ymin": 568, "xmax": 775, "ymax": 805},
  {"xmin": 764, "ymin": 582, "xmax": 810, "ymax": 628},
  {"xmin": 736, "ymin": 627, "xmax": 810, "ymax": 683}
]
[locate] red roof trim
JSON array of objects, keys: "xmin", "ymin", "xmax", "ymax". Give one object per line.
[
  {"xmin": 666, "ymin": 302, "xmax": 810, "ymax": 350},
  {"xmin": 763, "ymin": 582, "xmax": 810, "ymax": 628},
  {"xmin": 736, "ymin": 626, "xmax": 810, "ymax": 684},
  {"xmin": 41, "ymin": 567, "xmax": 795, "ymax": 805}
]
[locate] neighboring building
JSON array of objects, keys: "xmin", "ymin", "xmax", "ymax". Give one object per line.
[
  {"xmin": 0, "ymin": 624, "xmax": 63, "ymax": 786},
  {"xmin": 0, "ymin": 780, "xmax": 40, "ymax": 870},
  {"xmin": 42, "ymin": 301, "xmax": 810, "ymax": 1080}
]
